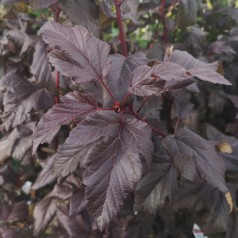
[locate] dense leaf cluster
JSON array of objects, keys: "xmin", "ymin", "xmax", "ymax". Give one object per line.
[{"xmin": 0, "ymin": 0, "xmax": 238, "ymax": 238}]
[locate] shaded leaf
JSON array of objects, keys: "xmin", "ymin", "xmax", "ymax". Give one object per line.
[
  {"xmin": 57, "ymin": 205, "xmax": 91, "ymax": 238},
  {"xmin": 70, "ymin": 188, "xmax": 86, "ymax": 217},
  {"xmin": 33, "ymin": 91, "xmax": 97, "ymax": 153},
  {"xmin": 39, "ymin": 21, "xmax": 111, "ymax": 84},
  {"xmin": 31, "ymin": 39, "xmax": 54, "ymax": 89},
  {"xmin": 32, "ymin": 154, "xmax": 56, "ymax": 190},
  {"xmin": 101, "ymin": 0, "xmax": 139, "ymax": 24},
  {"xmin": 55, "ymin": 110, "xmax": 153, "ymax": 229},
  {"xmin": 135, "ymin": 146, "xmax": 177, "ymax": 213},
  {"xmin": 162, "ymin": 127, "xmax": 228, "ymax": 193},
  {"xmin": 103, "ymin": 52, "xmax": 147, "ymax": 105},
  {"xmin": 0, "ymin": 72, "xmax": 53, "ymax": 130},
  {"xmin": 177, "ymin": 0, "xmax": 201, "ymax": 28},
  {"xmin": 197, "ymin": 191, "xmax": 230, "ymax": 234},
  {"xmin": 205, "ymin": 124, "xmax": 238, "ymax": 173},
  {"xmin": 0, "ymin": 124, "xmax": 32, "ymax": 163},
  {"xmin": 128, "ymin": 63, "xmax": 194, "ymax": 97},
  {"xmin": 33, "ymin": 183, "xmax": 73, "ymax": 235},
  {"xmin": 167, "ymin": 50, "xmax": 231, "ymax": 85},
  {"xmin": 226, "ymin": 212, "xmax": 238, "ymax": 238},
  {"xmin": 0, "ymin": 201, "xmax": 28, "ymax": 222},
  {"xmin": 58, "ymin": 0, "xmax": 99, "ymax": 36}
]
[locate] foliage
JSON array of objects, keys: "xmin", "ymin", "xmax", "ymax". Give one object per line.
[{"xmin": 0, "ymin": 0, "xmax": 238, "ymax": 238}]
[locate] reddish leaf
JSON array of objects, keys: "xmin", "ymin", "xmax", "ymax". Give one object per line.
[
  {"xmin": 32, "ymin": 155, "xmax": 56, "ymax": 190},
  {"xmin": 101, "ymin": 0, "xmax": 139, "ymax": 24},
  {"xmin": 128, "ymin": 63, "xmax": 194, "ymax": 96},
  {"xmin": 0, "ymin": 201, "xmax": 28, "ymax": 222},
  {"xmin": 38, "ymin": 21, "xmax": 111, "ymax": 84},
  {"xmin": 167, "ymin": 50, "xmax": 231, "ymax": 85},
  {"xmin": 31, "ymin": 39, "xmax": 54, "ymax": 89},
  {"xmin": 0, "ymin": 72, "xmax": 53, "ymax": 130},
  {"xmin": 57, "ymin": 205, "xmax": 91, "ymax": 238},
  {"xmin": 0, "ymin": 124, "xmax": 32, "ymax": 163},
  {"xmin": 33, "ymin": 184, "xmax": 73, "ymax": 235},
  {"xmin": 226, "ymin": 212, "xmax": 238, "ymax": 238},
  {"xmin": 162, "ymin": 127, "xmax": 228, "ymax": 193},
  {"xmin": 33, "ymin": 91, "xmax": 97, "ymax": 153},
  {"xmin": 59, "ymin": 0, "xmax": 100, "ymax": 36},
  {"xmin": 135, "ymin": 147, "xmax": 177, "ymax": 213},
  {"xmin": 205, "ymin": 124, "xmax": 238, "ymax": 173},
  {"xmin": 103, "ymin": 52, "xmax": 147, "ymax": 105},
  {"xmin": 55, "ymin": 111, "xmax": 153, "ymax": 229}
]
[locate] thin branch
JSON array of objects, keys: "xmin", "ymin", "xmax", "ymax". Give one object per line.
[
  {"xmin": 54, "ymin": 71, "xmax": 60, "ymax": 104},
  {"xmin": 137, "ymin": 97, "xmax": 150, "ymax": 113},
  {"xmin": 99, "ymin": 79, "xmax": 117, "ymax": 104},
  {"xmin": 114, "ymin": 0, "xmax": 128, "ymax": 57}
]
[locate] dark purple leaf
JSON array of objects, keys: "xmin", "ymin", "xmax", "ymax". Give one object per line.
[
  {"xmin": 57, "ymin": 205, "xmax": 91, "ymax": 238},
  {"xmin": 176, "ymin": 0, "xmax": 201, "ymax": 28},
  {"xmin": 103, "ymin": 52, "xmax": 148, "ymax": 105},
  {"xmin": 205, "ymin": 124, "xmax": 238, "ymax": 173},
  {"xmin": 33, "ymin": 91, "xmax": 97, "ymax": 153},
  {"xmin": 31, "ymin": 0, "xmax": 57, "ymax": 9},
  {"xmin": 38, "ymin": 21, "xmax": 111, "ymax": 84},
  {"xmin": 31, "ymin": 39, "xmax": 54, "ymax": 89},
  {"xmin": 0, "ymin": 201, "xmax": 28, "ymax": 222},
  {"xmin": 55, "ymin": 110, "xmax": 153, "ymax": 229},
  {"xmin": 172, "ymin": 90, "xmax": 194, "ymax": 119},
  {"xmin": 135, "ymin": 149, "xmax": 177, "ymax": 213},
  {"xmin": 197, "ymin": 192, "xmax": 230, "ymax": 234},
  {"xmin": 0, "ymin": 228, "xmax": 18, "ymax": 238},
  {"xmin": 32, "ymin": 154, "xmax": 56, "ymax": 190},
  {"xmin": 162, "ymin": 127, "xmax": 228, "ymax": 193},
  {"xmin": 69, "ymin": 187, "xmax": 86, "ymax": 217},
  {"xmin": 167, "ymin": 50, "xmax": 231, "ymax": 85},
  {"xmin": 0, "ymin": 165, "xmax": 19, "ymax": 186},
  {"xmin": 0, "ymin": 72, "xmax": 53, "ymax": 130},
  {"xmin": 0, "ymin": 124, "xmax": 32, "ymax": 163},
  {"xmin": 101, "ymin": 0, "xmax": 139, "ymax": 24},
  {"xmin": 33, "ymin": 183, "xmax": 73, "ymax": 235},
  {"xmin": 128, "ymin": 63, "xmax": 194, "ymax": 96},
  {"xmin": 59, "ymin": 0, "xmax": 100, "ymax": 36},
  {"xmin": 226, "ymin": 212, "xmax": 238, "ymax": 238}
]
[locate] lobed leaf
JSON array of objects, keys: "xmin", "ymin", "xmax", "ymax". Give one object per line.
[
  {"xmin": 33, "ymin": 184, "xmax": 73, "ymax": 235},
  {"xmin": 0, "ymin": 72, "xmax": 53, "ymax": 130},
  {"xmin": 33, "ymin": 91, "xmax": 98, "ymax": 153},
  {"xmin": 167, "ymin": 50, "xmax": 231, "ymax": 85},
  {"xmin": 103, "ymin": 52, "xmax": 148, "ymax": 105},
  {"xmin": 54, "ymin": 110, "xmax": 154, "ymax": 229},
  {"xmin": 128, "ymin": 63, "xmax": 194, "ymax": 97},
  {"xmin": 32, "ymin": 155, "xmax": 57, "ymax": 190},
  {"xmin": 31, "ymin": 39, "xmax": 54, "ymax": 89},
  {"xmin": 38, "ymin": 21, "xmax": 111, "ymax": 84},
  {"xmin": 135, "ymin": 149, "xmax": 177, "ymax": 213},
  {"xmin": 162, "ymin": 127, "xmax": 228, "ymax": 193}
]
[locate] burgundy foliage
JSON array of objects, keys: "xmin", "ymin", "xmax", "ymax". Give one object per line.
[{"xmin": 1, "ymin": 0, "xmax": 238, "ymax": 238}]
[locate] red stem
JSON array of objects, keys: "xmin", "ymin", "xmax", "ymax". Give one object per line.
[
  {"xmin": 114, "ymin": 0, "xmax": 128, "ymax": 57},
  {"xmin": 99, "ymin": 79, "xmax": 117, "ymax": 104},
  {"xmin": 161, "ymin": 0, "xmax": 168, "ymax": 43}
]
